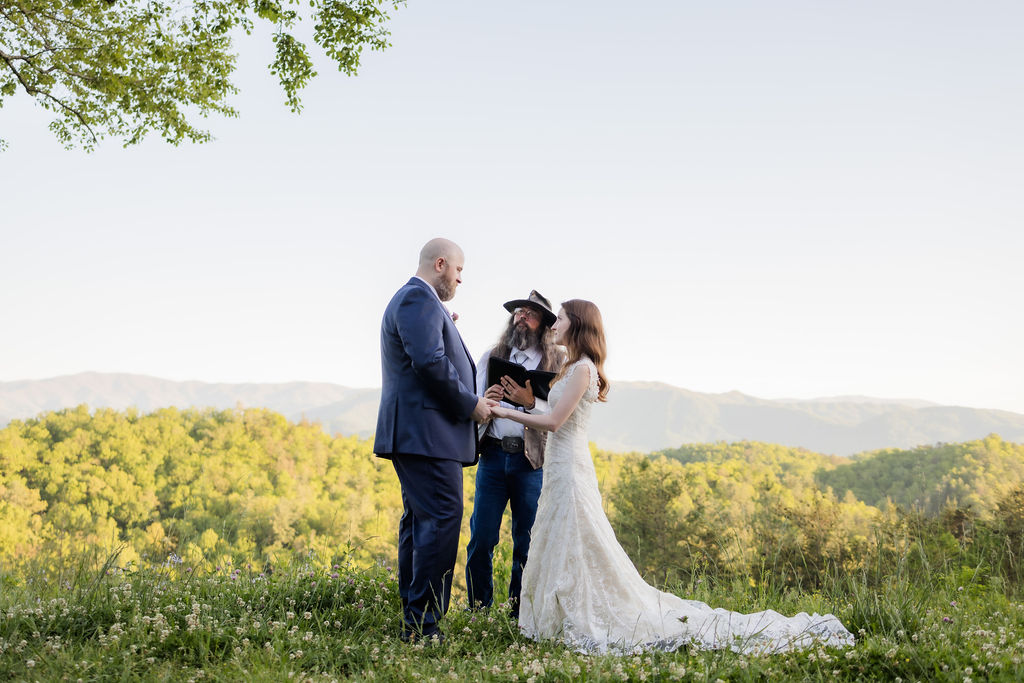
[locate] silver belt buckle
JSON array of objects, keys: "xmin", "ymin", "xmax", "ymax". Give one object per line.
[{"xmin": 500, "ymin": 436, "xmax": 524, "ymax": 453}]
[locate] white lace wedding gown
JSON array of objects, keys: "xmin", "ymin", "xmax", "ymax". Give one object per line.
[{"xmin": 518, "ymin": 357, "xmax": 855, "ymax": 655}]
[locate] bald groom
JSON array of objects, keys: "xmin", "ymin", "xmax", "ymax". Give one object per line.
[{"xmin": 373, "ymin": 238, "xmax": 491, "ymax": 642}]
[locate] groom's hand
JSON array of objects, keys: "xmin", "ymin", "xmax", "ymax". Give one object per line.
[
  {"xmin": 471, "ymin": 397, "xmax": 492, "ymax": 423},
  {"xmin": 483, "ymin": 399, "xmax": 507, "ymax": 420}
]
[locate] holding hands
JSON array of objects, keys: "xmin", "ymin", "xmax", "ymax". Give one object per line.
[
  {"xmin": 483, "ymin": 398, "xmax": 508, "ymax": 420},
  {"xmin": 461, "ymin": 375, "xmax": 538, "ymax": 423},
  {"xmin": 471, "ymin": 397, "xmax": 492, "ymax": 423}
]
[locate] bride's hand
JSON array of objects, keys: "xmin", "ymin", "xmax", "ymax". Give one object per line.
[{"xmin": 488, "ymin": 404, "xmax": 509, "ymax": 420}]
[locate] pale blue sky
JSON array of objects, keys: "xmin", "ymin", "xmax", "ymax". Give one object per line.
[{"xmin": 2, "ymin": 1, "xmax": 1022, "ymax": 412}]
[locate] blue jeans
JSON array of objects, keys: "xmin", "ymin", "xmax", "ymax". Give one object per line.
[{"xmin": 465, "ymin": 442, "xmax": 543, "ymax": 614}]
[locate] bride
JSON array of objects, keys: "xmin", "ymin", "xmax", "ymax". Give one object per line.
[{"xmin": 487, "ymin": 299, "xmax": 855, "ymax": 655}]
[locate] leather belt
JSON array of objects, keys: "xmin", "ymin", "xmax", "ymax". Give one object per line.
[{"xmin": 482, "ymin": 435, "xmax": 525, "ymax": 453}]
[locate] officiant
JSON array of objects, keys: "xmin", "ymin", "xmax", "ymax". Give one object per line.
[{"xmin": 466, "ymin": 290, "xmax": 565, "ymax": 619}]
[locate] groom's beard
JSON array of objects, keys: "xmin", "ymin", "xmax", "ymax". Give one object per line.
[
  {"xmin": 507, "ymin": 319, "xmax": 543, "ymax": 351},
  {"xmin": 435, "ymin": 280, "xmax": 455, "ymax": 302}
]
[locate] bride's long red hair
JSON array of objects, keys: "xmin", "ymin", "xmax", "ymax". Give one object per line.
[{"xmin": 553, "ymin": 299, "xmax": 609, "ymax": 402}]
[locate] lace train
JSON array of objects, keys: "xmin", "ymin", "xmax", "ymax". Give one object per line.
[{"xmin": 518, "ymin": 358, "xmax": 855, "ymax": 655}]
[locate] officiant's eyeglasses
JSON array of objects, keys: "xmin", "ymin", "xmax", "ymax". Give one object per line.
[{"xmin": 514, "ymin": 307, "xmax": 542, "ymax": 321}]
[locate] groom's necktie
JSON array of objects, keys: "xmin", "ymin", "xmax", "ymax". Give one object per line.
[{"xmin": 513, "ymin": 350, "xmax": 527, "ymax": 366}]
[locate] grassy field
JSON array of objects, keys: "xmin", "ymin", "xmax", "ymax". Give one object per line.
[{"xmin": 3, "ymin": 547, "xmax": 1024, "ymax": 682}]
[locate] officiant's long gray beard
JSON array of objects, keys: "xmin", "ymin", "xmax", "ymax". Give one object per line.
[
  {"xmin": 507, "ymin": 320, "xmax": 542, "ymax": 351},
  {"xmin": 492, "ymin": 318, "xmax": 561, "ymax": 372}
]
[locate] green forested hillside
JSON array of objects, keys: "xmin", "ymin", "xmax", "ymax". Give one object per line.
[
  {"xmin": 610, "ymin": 441, "xmax": 879, "ymax": 586},
  {"xmin": 0, "ymin": 405, "xmax": 402, "ymax": 571},
  {"xmin": 815, "ymin": 435, "xmax": 1024, "ymax": 515},
  {"xmin": 2, "ymin": 406, "xmax": 1024, "ymax": 596},
  {"xmin": 0, "ymin": 405, "xmax": 623, "ymax": 587}
]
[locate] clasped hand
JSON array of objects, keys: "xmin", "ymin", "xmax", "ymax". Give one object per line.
[
  {"xmin": 472, "ymin": 374, "xmax": 541, "ymax": 423},
  {"xmin": 477, "ymin": 375, "xmax": 534, "ymax": 423}
]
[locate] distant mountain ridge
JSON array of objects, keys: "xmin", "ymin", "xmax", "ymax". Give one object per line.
[{"xmin": 2, "ymin": 372, "xmax": 1022, "ymax": 456}]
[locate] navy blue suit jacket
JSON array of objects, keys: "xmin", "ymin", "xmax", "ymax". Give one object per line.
[{"xmin": 373, "ymin": 277, "xmax": 479, "ymax": 465}]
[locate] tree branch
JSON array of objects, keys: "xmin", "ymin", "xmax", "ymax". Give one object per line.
[
  {"xmin": 0, "ymin": 46, "xmax": 67, "ymax": 62},
  {"xmin": 0, "ymin": 51, "xmax": 97, "ymax": 143},
  {"xmin": 4, "ymin": 2, "xmax": 111, "ymax": 37}
]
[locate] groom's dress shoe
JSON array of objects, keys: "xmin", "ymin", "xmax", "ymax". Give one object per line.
[{"xmin": 401, "ymin": 628, "xmax": 445, "ymax": 645}]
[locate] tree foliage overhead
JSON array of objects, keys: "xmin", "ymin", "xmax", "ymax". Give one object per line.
[{"xmin": 0, "ymin": 0, "xmax": 403, "ymax": 150}]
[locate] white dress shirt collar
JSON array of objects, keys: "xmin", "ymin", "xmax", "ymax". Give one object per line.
[
  {"xmin": 510, "ymin": 344, "xmax": 540, "ymax": 368},
  {"xmin": 413, "ymin": 275, "xmax": 443, "ymax": 304}
]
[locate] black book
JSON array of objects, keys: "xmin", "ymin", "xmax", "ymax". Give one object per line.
[{"xmin": 487, "ymin": 356, "xmax": 557, "ymax": 408}]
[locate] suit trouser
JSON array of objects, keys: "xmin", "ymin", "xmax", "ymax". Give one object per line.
[{"xmin": 391, "ymin": 454, "xmax": 464, "ymax": 635}]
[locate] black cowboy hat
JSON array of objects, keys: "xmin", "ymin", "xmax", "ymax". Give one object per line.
[{"xmin": 503, "ymin": 290, "xmax": 557, "ymax": 327}]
